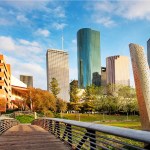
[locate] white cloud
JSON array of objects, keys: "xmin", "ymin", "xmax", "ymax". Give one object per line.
[
  {"xmin": 5, "ymin": 55, "xmax": 46, "ymax": 89},
  {"xmin": 85, "ymin": 0, "xmax": 150, "ymax": 27},
  {"xmin": 116, "ymin": 1, "xmax": 150, "ymax": 20},
  {"xmin": 0, "ymin": 18, "xmax": 13, "ymax": 25},
  {"xmin": 16, "ymin": 14, "xmax": 29, "ymax": 22},
  {"xmin": 3, "ymin": 0, "xmax": 49, "ymax": 12},
  {"xmin": 0, "ymin": 36, "xmax": 15, "ymax": 51},
  {"xmin": 53, "ymin": 6, "xmax": 66, "ymax": 18},
  {"xmin": 52, "ymin": 23, "xmax": 67, "ymax": 30},
  {"xmin": 35, "ymin": 28, "xmax": 50, "ymax": 37},
  {"xmin": 93, "ymin": 16, "xmax": 116, "ymax": 27},
  {"xmin": 0, "ymin": 36, "xmax": 43, "ymax": 57}
]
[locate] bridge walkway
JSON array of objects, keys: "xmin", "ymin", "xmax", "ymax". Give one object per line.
[{"xmin": 0, "ymin": 124, "xmax": 70, "ymax": 150}]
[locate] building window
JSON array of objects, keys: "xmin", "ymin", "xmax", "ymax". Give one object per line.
[{"xmin": 0, "ymin": 86, "xmax": 2, "ymax": 89}]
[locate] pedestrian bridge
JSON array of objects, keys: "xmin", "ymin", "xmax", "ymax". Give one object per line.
[{"xmin": 0, "ymin": 118, "xmax": 150, "ymax": 150}]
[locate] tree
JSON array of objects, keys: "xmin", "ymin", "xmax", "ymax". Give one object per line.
[
  {"xmin": 49, "ymin": 78, "xmax": 60, "ymax": 98},
  {"xmin": 118, "ymin": 86, "xmax": 138, "ymax": 120},
  {"xmin": 25, "ymin": 88, "xmax": 56, "ymax": 115},
  {"xmin": 70, "ymin": 80, "xmax": 79, "ymax": 103}
]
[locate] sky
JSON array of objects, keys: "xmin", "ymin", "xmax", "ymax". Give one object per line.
[{"xmin": 1, "ymin": 0, "xmax": 150, "ymax": 89}]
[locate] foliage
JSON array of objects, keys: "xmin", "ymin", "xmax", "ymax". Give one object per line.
[
  {"xmin": 69, "ymin": 85, "xmax": 139, "ymax": 115},
  {"xmin": 56, "ymin": 98, "xmax": 67, "ymax": 113},
  {"xmin": 16, "ymin": 115, "xmax": 34, "ymax": 123},
  {"xmin": 25, "ymin": 88, "xmax": 56, "ymax": 114},
  {"xmin": 49, "ymin": 78, "xmax": 60, "ymax": 98},
  {"xmin": 70, "ymin": 80, "xmax": 79, "ymax": 103}
]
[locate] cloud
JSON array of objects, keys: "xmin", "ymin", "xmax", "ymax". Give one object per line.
[
  {"xmin": 93, "ymin": 16, "xmax": 116, "ymax": 27},
  {"xmin": 35, "ymin": 28, "xmax": 50, "ymax": 37},
  {"xmin": 52, "ymin": 23, "xmax": 67, "ymax": 30},
  {"xmin": 5, "ymin": 55, "xmax": 46, "ymax": 89},
  {"xmin": 16, "ymin": 14, "xmax": 29, "ymax": 22},
  {"xmin": 3, "ymin": 0, "xmax": 49, "ymax": 12},
  {"xmin": 0, "ymin": 36, "xmax": 43, "ymax": 60},
  {"xmin": 85, "ymin": 0, "xmax": 150, "ymax": 27},
  {"xmin": 0, "ymin": 36, "xmax": 15, "ymax": 51},
  {"xmin": 0, "ymin": 18, "xmax": 13, "ymax": 25},
  {"xmin": 116, "ymin": 1, "xmax": 150, "ymax": 20}
]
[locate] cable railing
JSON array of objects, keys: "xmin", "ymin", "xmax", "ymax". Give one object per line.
[
  {"xmin": 0, "ymin": 118, "xmax": 19, "ymax": 135},
  {"xmin": 32, "ymin": 118, "xmax": 150, "ymax": 150}
]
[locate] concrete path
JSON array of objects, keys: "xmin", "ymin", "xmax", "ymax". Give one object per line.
[{"xmin": 0, "ymin": 124, "xmax": 70, "ymax": 150}]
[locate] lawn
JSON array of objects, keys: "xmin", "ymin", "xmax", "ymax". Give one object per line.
[
  {"xmin": 62, "ymin": 113, "xmax": 141, "ymax": 129},
  {"xmin": 15, "ymin": 115, "xmax": 35, "ymax": 123}
]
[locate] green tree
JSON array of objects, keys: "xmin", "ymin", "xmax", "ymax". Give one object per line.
[
  {"xmin": 118, "ymin": 86, "xmax": 138, "ymax": 120},
  {"xmin": 70, "ymin": 80, "xmax": 79, "ymax": 103},
  {"xmin": 49, "ymin": 78, "xmax": 60, "ymax": 98}
]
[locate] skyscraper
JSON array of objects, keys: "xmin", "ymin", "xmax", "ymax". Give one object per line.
[
  {"xmin": 77, "ymin": 28, "xmax": 101, "ymax": 88},
  {"xmin": 106, "ymin": 55, "xmax": 130, "ymax": 86},
  {"xmin": 147, "ymin": 39, "xmax": 150, "ymax": 67},
  {"xmin": 46, "ymin": 49, "xmax": 69, "ymax": 101},
  {"xmin": 20, "ymin": 75, "xmax": 33, "ymax": 87}
]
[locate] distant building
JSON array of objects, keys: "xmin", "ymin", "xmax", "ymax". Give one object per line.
[
  {"xmin": 20, "ymin": 75, "xmax": 33, "ymax": 87},
  {"xmin": 147, "ymin": 39, "xmax": 150, "ymax": 67},
  {"xmin": 0, "ymin": 55, "xmax": 12, "ymax": 111},
  {"xmin": 101, "ymin": 67, "xmax": 107, "ymax": 87},
  {"xmin": 77, "ymin": 28, "xmax": 101, "ymax": 88},
  {"xmin": 106, "ymin": 55, "xmax": 130, "ymax": 87},
  {"xmin": 46, "ymin": 49, "xmax": 69, "ymax": 101}
]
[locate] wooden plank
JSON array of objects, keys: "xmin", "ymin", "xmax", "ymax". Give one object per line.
[{"xmin": 0, "ymin": 125, "xmax": 70, "ymax": 150}]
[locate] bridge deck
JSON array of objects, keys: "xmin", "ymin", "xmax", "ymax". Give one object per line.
[{"xmin": 0, "ymin": 124, "xmax": 70, "ymax": 150}]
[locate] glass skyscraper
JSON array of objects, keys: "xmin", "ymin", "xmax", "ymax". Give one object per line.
[
  {"xmin": 147, "ymin": 39, "xmax": 150, "ymax": 67},
  {"xmin": 77, "ymin": 28, "xmax": 101, "ymax": 88}
]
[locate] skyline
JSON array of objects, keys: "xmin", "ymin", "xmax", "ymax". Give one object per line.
[{"xmin": 1, "ymin": 0, "xmax": 150, "ymax": 89}]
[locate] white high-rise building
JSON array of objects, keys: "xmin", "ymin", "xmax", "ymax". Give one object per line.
[{"xmin": 46, "ymin": 49, "xmax": 69, "ymax": 101}]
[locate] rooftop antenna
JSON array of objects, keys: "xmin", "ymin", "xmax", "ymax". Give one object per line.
[{"xmin": 61, "ymin": 29, "xmax": 64, "ymax": 50}]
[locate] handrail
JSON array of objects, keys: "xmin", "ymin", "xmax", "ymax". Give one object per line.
[
  {"xmin": 0, "ymin": 118, "xmax": 19, "ymax": 135},
  {"xmin": 32, "ymin": 118, "xmax": 150, "ymax": 150}
]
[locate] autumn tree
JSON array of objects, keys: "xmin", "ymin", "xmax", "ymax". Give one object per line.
[{"xmin": 25, "ymin": 88, "xmax": 56, "ymax": 115}]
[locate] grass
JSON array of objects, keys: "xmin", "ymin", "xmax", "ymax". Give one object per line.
[
  {"xmin": 62, "ymin": 113, "xmax": 141, "ymax": 129},
  {"xmin": 15, "ymin": 115, "xmax": 35, "ymax": 123}
]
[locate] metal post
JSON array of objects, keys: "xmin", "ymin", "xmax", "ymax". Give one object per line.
[
  {"xmin": 88, "ymin": 129, "xmax": 96, "ymax": 150},
  {"xmin": 67, "ymin": 124, "xmax": 72, "ymax": 146},
  {"xmin": 56, "ymin": 121, "xmax": 60, "ymax": 138}
]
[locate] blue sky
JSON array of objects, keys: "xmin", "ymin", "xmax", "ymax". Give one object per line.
[{"xmin": 1, "ymin": 0, "xmax": 150, "ymax": 89}]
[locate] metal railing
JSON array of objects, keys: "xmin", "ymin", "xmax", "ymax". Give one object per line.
[
  {"xmin": 32, "ymin": 118, "xmax": 150, "ymax": 150},
  {"xmin": 0, "ymin": 118, "xmax": 19, "ymax": 135}
]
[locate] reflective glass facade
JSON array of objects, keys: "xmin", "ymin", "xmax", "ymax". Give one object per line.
[
  {"xmin": 77, "ymin": 28, "xmax": 101, "ymax": 88},
  {"xmin": 147, "ymin": 39, "xmax": 150, "ymax": 67}
]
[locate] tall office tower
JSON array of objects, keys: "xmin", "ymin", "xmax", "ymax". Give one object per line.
[
  {"xmin": 0, "ymin": 55, "xmax": 11, "ymax": 112},
  {"xmin": 46, "ymin": 49, "xmax": 69, "ymax": 101},
  {"xmin": 101, "ymin": 67, "xmax": 107, "ymax": 87},
  {"xmin": 20, "ymin": 75, "xmax": 33, "ymax": 87},
  {"xmin": 106, "ymin": 55, "xmax": 130, "ymax": 87},
  {"xmin": 77, "ymin": 28, "xmax": 101, "ymax": 88},
  {"xmin": 129, "ymin": 43, "xmax": 150, "ymax": 130},
  {"xmin": 147, "ymin": 39, "xmax": 150, "ymax": 67}
]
